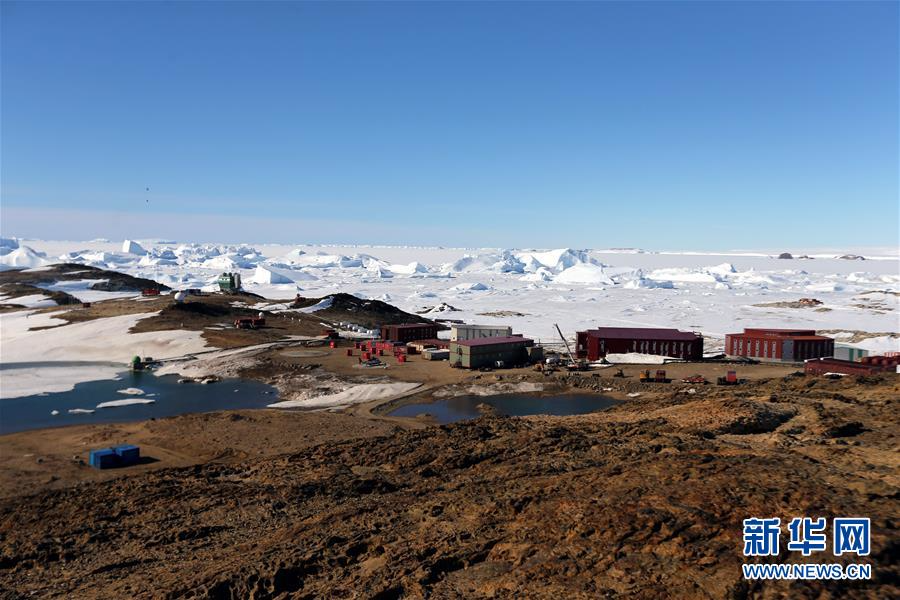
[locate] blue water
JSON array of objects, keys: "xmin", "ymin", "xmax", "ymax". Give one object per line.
[
  {"xmin": 387, "ymin": 393, "xmax": 619, "ymax": 425},
  {"xmin": 0, "ymin": 370, "xmax": 278, "ymax": 435}
]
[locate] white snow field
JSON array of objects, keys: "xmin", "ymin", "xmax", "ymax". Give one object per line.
[
  {"xmin": 1, "ymin": 238, "xmax": 898, "ymax": 399},
  {"xmin": 0, "ymin": 309, "xmax": 209, "ymax": 399}
]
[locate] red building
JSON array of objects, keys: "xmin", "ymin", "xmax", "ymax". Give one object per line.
[
  {"xmin": 575, "ymin": 327, "xmax": 703, "ymax": 361},
  {"xmin": 804, "ymin": 357, "xmax": 886, "ymax": 377},
  {"xmin": 725, "ymin": 328, "xmax": 833, "ymax": 362},
  {"xmin": 380, "ymin": 323, "xmax": 441, "ymax": 343}
]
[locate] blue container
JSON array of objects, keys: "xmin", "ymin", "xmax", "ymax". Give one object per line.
[
  {"xmin": 113, "ymin": 444, "xmax": 140, "ymax": 466},
  {"xmin": 89, "ymin": 448, "xmax": 118, "ymax": 469}
]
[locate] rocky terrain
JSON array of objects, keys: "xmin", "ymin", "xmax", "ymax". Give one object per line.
[
  {"xmin": 0, "ymin": 263, "xmax": 170, "ymax": 294},
  {"xmin": 0, "ymin": 374, "xmax": 896, "ymax": 598}
]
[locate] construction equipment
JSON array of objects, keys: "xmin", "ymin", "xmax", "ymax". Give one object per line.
[
  {"xmin": 681, "ymin": 374, "xmax": 708, "ymax": 384},
  {"xmin": 234, "ymin": 315, "xmax": 266, "ymax": 330},
  {"xmin": 717, "ymin": 370, "xmax": 739, "ymax": 385},
  {"xmin": 639, "ymin": 369, "xmax": 669, "ymax": 383},
  {"xmin": 554, "ymin": 323, "xmax": 586, "ymax": 371}
]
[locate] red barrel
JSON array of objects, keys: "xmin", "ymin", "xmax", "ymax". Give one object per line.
[
  {"xmin": 378, "ymin": 349, "xmax": 384, "ymax": 356},
  {"xmin": 363, "ymin": 352, "xmax": 371, "ymax": 360},
  {"xmin": 346, "ymin": 348, "xmax": 353, "ymax": 356},
  {"xmin": 329, "ymin": 341, "xmax": 336, "ymax": 348},
  {"xmin": 398, "ymin": 355, "xmax": 406, "ymax": 364}
]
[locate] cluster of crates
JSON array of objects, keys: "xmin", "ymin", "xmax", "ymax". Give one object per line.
[
  {"xmin": 348, "ymin": 340, "xmax": 409, "ymax": 363},
  {"xmin": 88, "ymin": 445, "xmax": 140, "ymax": 470}
]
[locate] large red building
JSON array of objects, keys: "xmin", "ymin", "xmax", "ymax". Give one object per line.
[
  {"xmin": 725, "ymin": 328, "xmax": 833, "ymax": 362},
  {"xmin": 380, "ymin": 323, "xmax": 441, "ymax": 343},
  {"xmin": 576, "ymin": 327, "xmax": 703, "ymax": 361}
]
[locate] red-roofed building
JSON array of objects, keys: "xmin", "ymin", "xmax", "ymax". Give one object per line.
[
  {"xmin": 576, "ymin": 327, "xmax": 703, "ymax": 361},
  {"xmin": 725, "ymin": 328, "xmax": 833, "ymax": 362}
]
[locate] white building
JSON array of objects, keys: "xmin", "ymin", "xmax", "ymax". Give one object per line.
[
  {"xmin": 834, "ymin": 345, "xmax": 868, "ymax": 362},
  {"xmin": 450, "ymin": 324, "xmax": 513, "ymax": 342}
]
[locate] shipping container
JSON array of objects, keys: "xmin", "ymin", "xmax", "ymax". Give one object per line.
[
  {"xmin": 113, "ymin": 444, "xmax": 141, "ymax": 466},
  {"xmin": 89, "ymin": 448, "xmax": 118, "ymax": 469}
]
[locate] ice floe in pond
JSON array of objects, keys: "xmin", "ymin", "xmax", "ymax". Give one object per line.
[
  {"xmin": 117, "ymin": 387, "xmax": 145, "ymax": 396},
  {"xmin": 68, "ymin": 408, "xmax": 95, "ymax": 414},
  {"xmin": 50, "ymin": 410, "xmax": 59, "ymax": 416},
  {"xmin": 96, "ymin": 398, "xmax": 156, "ymax": 409}
]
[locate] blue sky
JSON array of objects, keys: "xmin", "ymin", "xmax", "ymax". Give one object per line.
[{"xmin": 2, "ymin": 1, "xmax": 897, "ymax": 249}]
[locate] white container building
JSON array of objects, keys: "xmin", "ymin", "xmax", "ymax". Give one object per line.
[{"xmin": 450, "ymin": 324, "xmax": 513, "ymax": 342}]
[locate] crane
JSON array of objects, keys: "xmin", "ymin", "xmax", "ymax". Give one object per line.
[{"xmin": 554, "ymin": 323, "xmax": 583, "ymax": 370}]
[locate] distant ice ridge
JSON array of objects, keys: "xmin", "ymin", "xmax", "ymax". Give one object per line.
[
  {"xmin": 0, "ymin": 245, "xmax": 49, "ymax": 271},
  {"xmin": 442, "ymin": 248, "xmax": 600, "ymax": 276}
]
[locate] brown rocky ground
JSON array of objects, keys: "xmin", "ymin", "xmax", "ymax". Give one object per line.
[
  {"xmin": 0, "ymin": 374, "xmax": 896, "ymax": 599},
  {"xmin": 0, "ymin": 411, "xmax": 399, "ymax": 499}
]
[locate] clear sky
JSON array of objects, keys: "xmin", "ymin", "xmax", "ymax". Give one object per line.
[{"xmin": 1, "ymin": 1, "xmax": 897, "ymax": 250}]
